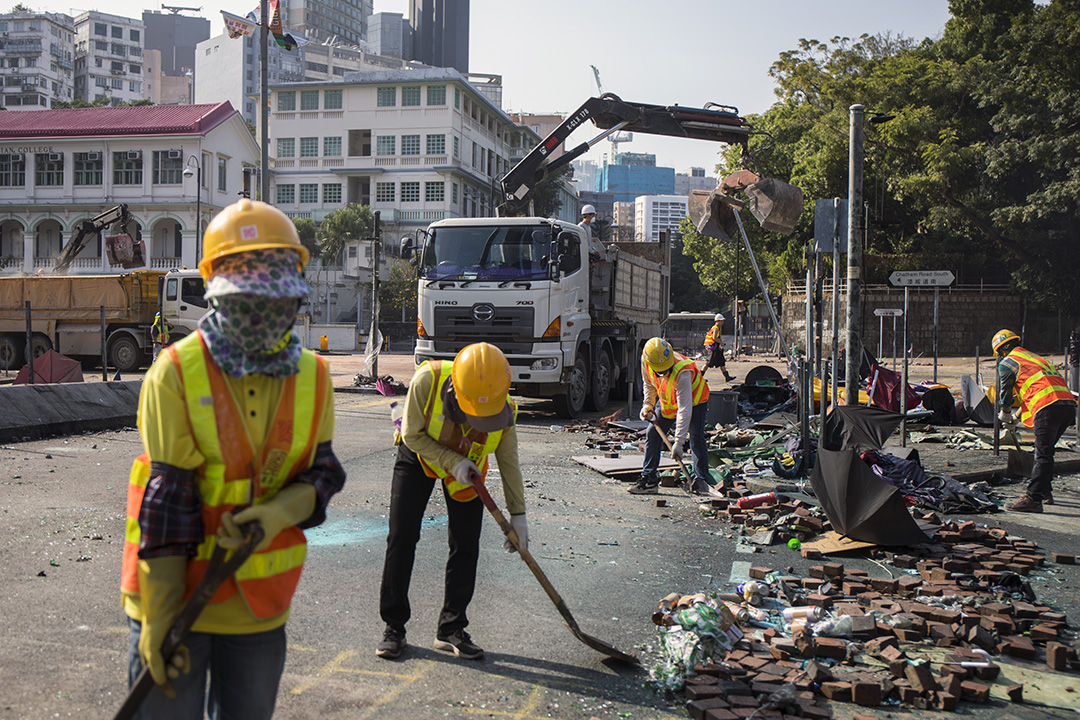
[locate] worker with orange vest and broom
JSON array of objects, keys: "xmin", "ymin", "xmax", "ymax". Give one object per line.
[
  {"xmin": 993, "ymin": 329, "xmax": 1076, "ymax": 513},
  {"xmin": 120, "ymin": 199, "xmax": 346, "ymax": 718}
]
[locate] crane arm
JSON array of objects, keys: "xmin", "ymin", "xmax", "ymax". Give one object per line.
[{"xmin": 54, "ymin": 204, "xmax": 130, "ymax": 274}]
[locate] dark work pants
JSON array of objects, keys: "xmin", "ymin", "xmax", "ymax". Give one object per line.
[
  {"xmin": 1027, "ymin": 400, "xmax": 1076, "ymax": 500},
  {"xmin": 379, "ymin": 444, "xmax": 483, "ymax": 637},
  {"xmin": 642, "ymin": 401, "xmax": 710, "ymax": 483},
  {"xmin": 706, "ymin": 344, "xmax": 727, "ymax": 369}
]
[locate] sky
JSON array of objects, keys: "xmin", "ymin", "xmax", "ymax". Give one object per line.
[{"xmin": 39, "ymin": 0, "xmax": 953, "ymax": 174}]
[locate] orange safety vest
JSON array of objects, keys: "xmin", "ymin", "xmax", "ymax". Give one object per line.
[
  {"xmin": 704, "ymin": 324, "xmax": 722, "ymax": 349},
  {"xmin": 415, "ymin": 360, "xmax": 517, "ymax": 502},
  {"xmin": 121, "ymin": 331, "xmax": 328, "ymax": 620},
  {"xmin": 645, "ymin": 353, "xmax": 710, "ymax": 419},
  {"xmin": 1005, "ymin": 346, "xmax": 1075, "ymax": 428}
]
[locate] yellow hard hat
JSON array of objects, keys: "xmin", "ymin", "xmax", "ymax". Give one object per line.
[
  {"xmin": 992, "ymin": 329, "xmax": 1020, "ymax": 355},
  {"xmin": 199, "ymin": 199, "xmax": 309, "ymax": 281},
  {"xmin": 452, "ymin": 342, "xmax": 512, "ymax": 432},
  {"xmin": 643, "ymin": 337, "xmax": 675, "ymax": 372}
]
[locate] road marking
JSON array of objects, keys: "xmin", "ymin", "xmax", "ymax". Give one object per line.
[{"xmin": 290, "ymin": 651, "xmax": 432, "ymax": 704}]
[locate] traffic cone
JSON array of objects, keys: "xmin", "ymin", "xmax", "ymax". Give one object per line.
[{"xmin": 113, "ymin": 369, "xmax": 122, "ymax": 381}]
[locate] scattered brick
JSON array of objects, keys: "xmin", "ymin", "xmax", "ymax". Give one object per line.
[
  {"xmin": 1047, "ymin": 642, "xmax": 1070, "ymax": 671},
  {"xmin": 820, "ymin": 682, "xmax": 852, "ymax": 702},
  {"xmin": 851, "ymin": 682, "xmax": 882, "ymax": 707},
  {"xmin": 687, "ymin": 698, "xmax": 729, "ymax": 720},
  {"xmin": 1052, "ymin": 553, "xmax": 1076, "ymax": 565},
  {"xmin": 814, "ymin": 637, "xmax": 847, "ymax": 660},
  {"xmin": 1006, "ymin": 684, "xmax": 1024, "ymax": 703},
  {"xmin": 960, "ymin": 680, "xmax": 990, "ymax": 703},
  {"xmin": 905, "ymin": 663, "xmax": 936, "ymax": 694}
]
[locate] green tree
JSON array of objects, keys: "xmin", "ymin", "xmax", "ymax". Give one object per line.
[
  {"xmin": 318, "ymin": 203, "xmax": 374, "ymax": 264},
  {"xmin": 292, "ymin": 217, "xmax": 320, "ymax": 260},
  {"xmin": 679, "ymin": 216, "xmax": 765, "ymax": 306},
  {"xmin": 531, "ymin": 167, "xmax": 570, "ymax": 218},
  {"xmin": 669, "ymin": 234, "xmax": 724, "ymax": 312}
]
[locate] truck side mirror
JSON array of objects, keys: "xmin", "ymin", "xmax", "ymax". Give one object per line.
[{"xmin": 399, "ymin": 236, "xmax": 415, "ymax": 259}]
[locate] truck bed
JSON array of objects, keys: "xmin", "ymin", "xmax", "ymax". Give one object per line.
[
  {"xmin": 0, "ymin": 272, "xmax": 161, "ymax": 325},
  {"xmin": 610, "ymin": 241, "xmax": 669, "ymax": 333}
]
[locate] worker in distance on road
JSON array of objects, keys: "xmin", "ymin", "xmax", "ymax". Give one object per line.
[
  {"xmin": 993, "ymin": 329, "xmax": 1076, "ymax": 513},
  {"xmin": 578, "ymin": 203, "xmax": 605, "ymax": 258},
  {"xmin": 150, "ymin": 310, "xmax": 171, "ymax": 363},
  {"xmin": 120, "ymin": 199, "xmax": 346, "ymax": 718},
  {"xmin": 703, "ymin": 312, "xmax": 735, "ymax": 383},
  {"xmin": 632, "ymin": 337, "xmax": 712, "ymax": 496},
  {"xmin": 377, "ymin": 341, "xmax": 528, "ymax": 661}
]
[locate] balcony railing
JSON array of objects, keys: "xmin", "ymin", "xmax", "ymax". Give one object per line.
[{"xmin": 149, "ymin": 257, "xmax": 181, "ymax": 270}]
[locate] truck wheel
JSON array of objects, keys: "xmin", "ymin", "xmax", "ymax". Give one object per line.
[
  {"xmin": 108, "ymin": 335, "xmax": 142, "ymax": 373},
  {"xmin": 30, "ymin": 334, "xmax": 52, "ymax": 359},
  {"xmin": 0, "ymin": 335, "xmax": 22, "ymax": 370},
  {"xmin": 584, "ymin": 349, "xmax": 612, "ymax": 411},
  {"xmin": 553, "ymin": 355, "xmax": 587, "ymax": 418}
]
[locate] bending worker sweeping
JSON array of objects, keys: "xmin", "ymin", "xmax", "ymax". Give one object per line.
[{"xmin": 120, "ymin": 199, "xmax": 346, "ymax": 719}]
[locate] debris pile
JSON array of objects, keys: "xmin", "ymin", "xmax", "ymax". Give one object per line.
[{"xmin": 352, "ymin": 373, "xmax": 407, "ymax": 395}]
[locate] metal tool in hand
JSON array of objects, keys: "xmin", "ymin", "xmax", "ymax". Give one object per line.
[
  {"xmin": 648, "ymin": 418, "xmax": 696, "ymax": 494},
  {"xmin": 471, "ymin": 475, "xmax": 639, "ymax": 666},
  {"xmin": 112, "ymin": 523, "xmax": 266, "ymax": 720}
]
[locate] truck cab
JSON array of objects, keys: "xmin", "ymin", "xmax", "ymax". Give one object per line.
[{"xmin": 158, "ymin": 269, "xmax": 210, "ymax": 345}]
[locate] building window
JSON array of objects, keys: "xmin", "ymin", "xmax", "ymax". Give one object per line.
[
  {"xmin": 276, "ymin": 184, "xmax": 295, "ymax": 204},
  {"xmin": 427, "ymin": 85, "xmax": 446, "ymax": 106},
  {"xmin": 277, "ymin": 138, "xmax": 295, "ymax": 157},
  {"xmin": 401, "ymin": 86, "xmax": 420, "ymax": 106},
  {"xmin": 300, "ymin": 89, "xmax": 319, "ymax": 110},
  {"xmin": 130, "ymin": 29, "xmax": 140, "ymax": 42},
  {"xmin": 400, "ymin": 181, "xmax": 420, "ymax": 202},
  {"xmin": 217, "ymin": 157, "xmax": 226, "ymax": 192},
  {"xmin": 34, "ymin": 151, "xmax": 62, "ymax": 185},
  {"xmin": 299, "ymin": 183, "xmax": 319, "ymax": 203},
  {"xmin": 323, "ymin": 136, "xmax": 342, "ymax": 156},
  {"xmin": 401, "ymin": 134, "xmax": 420, "ymax": 156},
  {"xmin": 129, "ymin": 81, "xmax": 139, "ymax": 92},
  {"xmin": 111, "ymin": 26, "xmax": 122, "ymax": 39},
  {"xmin": 375, "ymin": 135, "xmax": 395, "ymax": 156},
  {"xmin": 112, "ymin": 60, "xmax": 124, "ymax": 72},
  {"xmin": 454, "ymin": 87, "xmax": 460, "ymax": 109},
  {"xmin": 152, "ymin": 151, "xmax": 183, "ymax": 184},
  {"xmin": 95, "ymin": 76, "xmax": 108, "ymax": 88},
  {"xmin": 94, "ymin": 22, "xmax": 107, "ymax": 36},
  {"xmin": 452, "ymin": 182, "xmax": 458, "ymax": 204},
  {"xmin": 113, "ymin": 152, "xmax": 142, "ymax": 185},
  {"xmin": 73, "ymin": 152, "xmax": 103, "ymax": 185},
  {"xmin": 299, "ymin": 137, "xmax": 318, "ymax": 157},
  {"xmin": 425, "ymin": 182, "xmax": 445, "ymax": 202},
  {"xmin": 0, "ymin": 153, "xmax": 26, "ymax": 187},
  {"xmin": 111, "ymin": 78, "xmax": 123, "ymax": 89},
  {"xmin": 453, "ymin": 136, "xmax": 459, "ymax": 157},
  {"xmin": 277, "ymin": 91, "xmax": 296, "ymax": 111},
  {"xmin": 323, "ymin": 183, "xmax": 342, "ymax": 204},
  {"xmin": 426, "ymin": 134, "xmax": 445, "ymax": 155},
  {"xmin": 129, "ymin": 63, "xmax": 140, "ymax": 73},
  {"xmin": 376, "ymin": 86, "xmax": 395, "ymax": 107},
  {"xmin": 375, "ymin": 182, "xmax": 394, "ymax": 202},
  {"xmin": 95, "ymin": 40, "xmax": 106, "ymax": 51},
  {"xmin": 324, "ymin": 88, "xmax": 342, "ymax": 109}
]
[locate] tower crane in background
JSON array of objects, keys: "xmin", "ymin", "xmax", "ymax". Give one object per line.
[{"xmin": 589, "ymin": 65, "xmax": 633, "ymax": 162}]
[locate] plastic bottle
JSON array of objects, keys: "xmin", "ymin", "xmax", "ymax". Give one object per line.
[
  {"xmin": 782, "ymin": 605, "xmax": 824, "ymax": 624},
  {"xmin": 736, "ymin": 492, "xmax": 777, "ymax": 509},
  {"xmin": 736, "ymin": 581, "xmax": 770, "ymax": 605}
]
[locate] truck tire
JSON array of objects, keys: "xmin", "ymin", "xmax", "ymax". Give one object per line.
[
  {"xmin": 108, "ymin": 335, "xmax": 142, "ymax": 373},
  {"xmin": 0, "ymin": 335, "xmax": 22, "ymax": 370},
  {"xmin": 553, "ymin": 354, "xmax": 587, "ymax": 419},
  {"xmin": 584, "ymin": 349, "xmax": 612, "ymax": 412},
  {"xmin": 30, "ymin": 333, "xmax": 52, "ymax": 359}
]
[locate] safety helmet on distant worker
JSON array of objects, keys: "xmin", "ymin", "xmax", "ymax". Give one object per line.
[
  {"xmin": 199, "ymin": 199, "xmax": 309, "ymax": 282},
  {"xmin": 452, "ymin": 342, "xmax": 512, "ymax": 432},
  {"xmin": 581, "ymin": 204, "xmax": 596, "ymax": 217},
  {"xmin": 642, "ymin": 337, "xmax": 676, "ymax": 373},
  {"xmin": 714, "ymin": 313, "xmax": 725, "ymax": 322},
  {"xmin": 992, "ymin": 329, "xmax": 1021, "ymax": 356}
]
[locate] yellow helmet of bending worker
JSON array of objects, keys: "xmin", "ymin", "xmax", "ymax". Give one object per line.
[
  {"xmin": 452, "ymin": 342, "xmax": 512, "ymax": 432},
  {"xmin": 199, "ymin": 199, "xmax": 309, "ymax": 281},
  {"xmin": 642, "ymin": 337, "xmax": 676, "ymax": 372},
  {"xmin": 992, "ymin": 328, "xmax": 1021, "ymax": 356}
]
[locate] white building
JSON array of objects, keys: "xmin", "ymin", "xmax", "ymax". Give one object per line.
[
  {"xmin": 74, "ymin": 11, "xmax": 145, "ymax": 104},
  {"xmin": 264, "ymin": 67, "xmax": 543, "ymax": 260},
  {"xmin": 634, "ymin": 194, "xmax": 688, "ymax": 243},
  {"xmin": 0, "ymin": 102, "xmax": 259, "ymax": 275},
  {"xmin": 675, "ymin": 166, "xmax": 717, "ymax": 196},
  {"xmin": 0, "ymin": 10, "xmax": 76, "ymax": 109}
]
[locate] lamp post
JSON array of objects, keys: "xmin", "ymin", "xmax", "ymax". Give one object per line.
[{"xmin": 182, "ymin": 156, "xmax": 203, "ymax": 261}]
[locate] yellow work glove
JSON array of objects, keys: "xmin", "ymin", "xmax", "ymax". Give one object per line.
[
  {"xmin": 218, "ymin": 483, "xmax": 316, "ymax": 553},
  {"xmin": 137, "ymin": 556, "xmax": 191, "ymax": 696}
]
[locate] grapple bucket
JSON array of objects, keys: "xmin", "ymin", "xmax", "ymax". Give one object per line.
[
  {"xmin": 744, "ymin": 178, "xmax": 804, "ymax": 235},
  {"xmin": 688, "ymin": 190, "xmax": 739, "ymax": 242}
]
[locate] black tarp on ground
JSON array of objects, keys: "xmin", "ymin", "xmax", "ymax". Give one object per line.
[{"xmin": 821, "ymin": 404, "xmax": 904, "ymax": 452}]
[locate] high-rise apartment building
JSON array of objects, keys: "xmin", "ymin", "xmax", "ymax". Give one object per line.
[
  {"xmin": 74, "ymin": 11, "xmax": 145, "ymax": 104},
  {"xmin": 0, "ymin": 10, "xmax": 75, "ymax": 109},
  {"xmin": 599, "ymin": 152, "xmax": 675, "ymax": 204},
  {"xmin": 634, "ymin": 194, "xmax": 688, "ymax": 243},
  {"xmin": 141, "ymin": 10, "xmax": 210, "ymax": 77},
  {"xmin": 368, "ymin": 12, "xmax": 412, "ymax": 59},
  {"xmin": 288, "ymin": 0, "xmax": 372, "ymax": 47},
  {"xmin": 410, "ymin": 0, "xmax": 468, "ymax": 73},
  {"xmin": 674, "ymin": 166, "xmax": 717, "ymax": 195}
]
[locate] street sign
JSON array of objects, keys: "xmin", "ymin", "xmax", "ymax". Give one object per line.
[
  {"xmin": 874, "ymin": 308, "xmax": 903, "ymax": 317},
  {"xmin": 887, "ymin": 270, "xmax": 955, "ymax": 287},
  {"xmin": 813, "ymin": 198, "xmax": 849, "ymax": 254}
]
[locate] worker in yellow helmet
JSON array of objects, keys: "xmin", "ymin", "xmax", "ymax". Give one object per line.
[
  {"xmin": 377, "ymin": 342, "xmax": 527, "ymax": 661},
  {"xmin": 120, "ymin": 199, "xmax": 346, "ymax": 717},
  {"xmin": 992, "ymin": 329, "xmax": 1076, "ymax": 513},
  {"xmin": 704, "ymin": 312, "xmax": 735, "ymax": 383},
  {"xmin": 632, "ymin": 337, "xmax": 712, "ymax": 495}
]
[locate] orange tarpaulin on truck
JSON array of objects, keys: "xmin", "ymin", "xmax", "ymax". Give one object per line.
[{"xmin": 13, "ymin": 349, "xmax": 84, "ymax": 385}]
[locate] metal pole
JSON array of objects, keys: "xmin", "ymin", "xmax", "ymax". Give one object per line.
[
  {"xmin": 831, "ymin": 198, "xmax": 840, "ymax": 409},
  {"xmin": 371, "ymin": 210, "xmax": 381, "ymax": 377},
  {"xmin": 845, "ymin": 105, "xmax": 864, "ymax": 404},
  {"xmin": 805, "ymin": 253, "xmax": 812, "ymax": 370},
  {"xmin": 734, "ymin": 241, "xmax": 740, "ymax": 357},
  {"xmin": 815, "ymin": 252, "xmax": 823, "ymax": 396},
  {"xmin": 975, "ymin": 345, "xmax": 981, "ymax": 384},
  {"xmin": 196, "ymin": 165, "xmax": 202, "ymax": 261},
  {"xmin": 933, "ymin": 287, "xmax": 939, "ymax": 382},
  {"xmin": 878, "ymin": 315, "xmax": 884, "ymax": 360},
  {"xmin": 732, "ymin": 211, "xmax": 789, "ymax": 362},
  {"xmin": 260, "ymin": 7, "xmax": 269, "ymax": 202},
  {"xmin": 901, "ymin": 287, "xmax": 909, "ymax": 447},
  {"xmin": 993, "ymin": 354, "xmax": 1001, "ymax": 456},
  {"xmin": 101, "ymin": 305, "xmax": 107, "ymax": 381},
  {"xmin": 24, "ymin": 300, "xmax": 33, "ymax": 385},
  {"xmin": 892, "ymin": 315, "xmax": 897, "ymax": 371}
]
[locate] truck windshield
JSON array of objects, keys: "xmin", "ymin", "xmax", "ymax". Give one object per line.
[{"xmin": 420, "ymin": 225, "xmax": 552, "ymax": 281}]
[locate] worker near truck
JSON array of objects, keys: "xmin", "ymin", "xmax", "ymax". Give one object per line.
[
  {"xmin": 150, "ymin": 311, "xmax": 171, "ymax": 362},
  {"xmin": 703, "ymin": 313, "xmax": 735, "ymax": 383},
  {"xmin": 631, "ymin": 337, "xmax": 712, "ymax": 496},
  {"xmin": 120, "ymin": 199, "xmax": 346, "ymax": 718},
  {"xmin": 993, "ymin": 329, "xmax": 1076, "ymax": 513},
  {"xmin": 377, "ymin": 341, "xmax": 528, "ymax": 661},
  {"xmin": 579, "ymin": 204, "xmax": 605, "ymax": 258}
]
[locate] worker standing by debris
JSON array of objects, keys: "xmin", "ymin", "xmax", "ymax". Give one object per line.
[
  {"xmin": 120, "ymin": 199, "xmax": 346, "ymax": 718},
  {"xmin": 631, "ymin": 337, "xmax": 712, "ymax": 496},
  {"xmin": 993, "ymin": 329, "xmax": 1076, "ymax": 513},
  {"xmin": 150, "ymin": 310, "xmax": 171, "ymax": 362},
  {"xmin": 703, "ymin": 313, "xmax": 735, "ymax": 382},
  {"xmin": 579, "ymin": 204, "xmax": 605, "ymax": 258},
  {"xmin": 377, "ymin": 341, "xmax": 527, "ymax": 661}
]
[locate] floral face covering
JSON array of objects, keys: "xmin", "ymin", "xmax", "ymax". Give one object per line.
[{"xmin": 200, "ymin": 295, "xmax": 302, "ymax": 378}]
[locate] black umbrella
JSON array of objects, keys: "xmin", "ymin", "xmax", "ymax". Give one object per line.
[
  {"xmin": 810, "ymin": 448, "xmax": 931, "ymax": 546},
  {"xmin": 821, "ymin": 404, "xmax": 903, "ymax": 452},
  {"xmin": 960, "ymin": 374, "xmax": 995, "ymax": 427}
]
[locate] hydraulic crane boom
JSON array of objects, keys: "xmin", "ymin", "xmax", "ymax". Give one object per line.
[
  {"xmin": 498, "ymin": 94, "xmax": 750, "ymax": 216},
  {"xmin": 54, "ymin": 204, "xmax": 131, "ymax": 274}
]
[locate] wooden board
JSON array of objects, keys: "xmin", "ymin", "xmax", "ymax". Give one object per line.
[
  {"xmin": 572, "ymin": 454, "xmax": 678, "ymax": 477},
  {"xmin": 800, "ymin": 531, "xmax": 877, "ymax": 555}
]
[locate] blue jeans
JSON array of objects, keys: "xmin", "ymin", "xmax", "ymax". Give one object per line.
[
  {"xmin": 643, "ymin": 401, "xmax": 710, "ymax": 483},
  {"xmin": 127, "ymin": 618, "xmax": 287, "ymax": 720}
]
